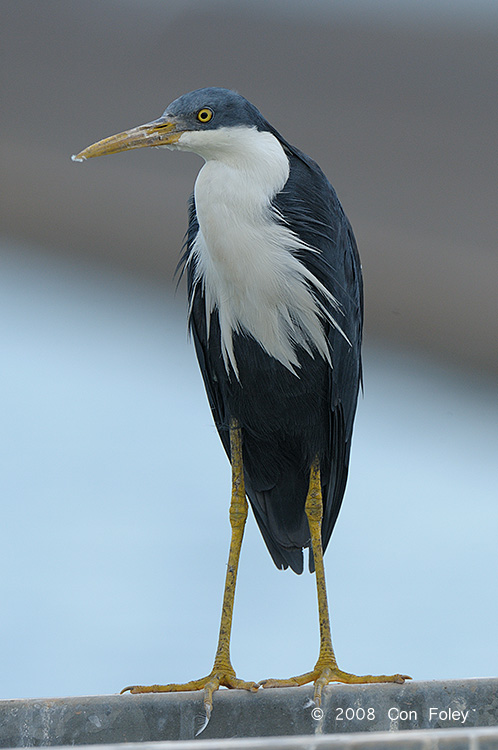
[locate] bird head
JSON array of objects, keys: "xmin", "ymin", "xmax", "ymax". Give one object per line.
[{"xmin": 71, "ymin": 87, "xmax": 270, "ymax": 163}]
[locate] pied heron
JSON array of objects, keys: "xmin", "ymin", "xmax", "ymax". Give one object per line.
[{"xmin": 72, "ymin": 87, "xmax": 409, "ymax": 717}]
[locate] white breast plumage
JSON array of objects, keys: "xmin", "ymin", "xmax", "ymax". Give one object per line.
[{"xmin": 177, "ymin": 126, "xmax": 344, "ymax": 376}]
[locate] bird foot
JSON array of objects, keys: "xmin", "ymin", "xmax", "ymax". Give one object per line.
[
  {"xmin": 122, "ymin": 668, "xmax": 258, "ymax": 733},
  {"xmin": 260, "ymin": 663, "xmax": 411, "ymax": 706}
]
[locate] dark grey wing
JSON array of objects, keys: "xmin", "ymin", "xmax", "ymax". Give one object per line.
[
  {"xmin": 321, "ymin": 221, "xmax": 363, "ymax": 554},
  {"xmin": 272, "ymin": 145, "xmax": 363, "ymax": 562}
]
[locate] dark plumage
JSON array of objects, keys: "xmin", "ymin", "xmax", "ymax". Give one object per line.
[{"xmin": 180, "ymin": 94, "xmax": 363, "ymax": 573}]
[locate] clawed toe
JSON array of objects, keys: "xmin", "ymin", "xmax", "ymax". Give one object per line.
[{"xmin": 260, "ymin": 664, "xmax": 411, "ymax": 704}]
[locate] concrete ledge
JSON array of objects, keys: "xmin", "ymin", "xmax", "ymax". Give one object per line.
[
  {"xmin": 0, "ymin": 679, "xmax": 496, "ymax": 747},
  {"xmin": 2, "ymin": 727, "xmax": 497, "ymax": 750}
]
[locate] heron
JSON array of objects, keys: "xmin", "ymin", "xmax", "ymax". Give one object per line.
[{"xmin": 72, "ymin": 87, "xmax": 409, "ymax": 718}]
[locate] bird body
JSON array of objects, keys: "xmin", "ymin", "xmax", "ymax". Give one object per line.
[{"xmin": 167, "ymin": 91, "xmax": 363, "ymax": 573}]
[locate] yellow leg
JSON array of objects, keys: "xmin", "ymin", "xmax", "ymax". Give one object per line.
[
  {"xmin": 260, "ymin": 458, "xmax": 411, "ymax": 705},
  {"xmin": 122, "ymin": 418, "xmax": 258, "ymax": 718}
]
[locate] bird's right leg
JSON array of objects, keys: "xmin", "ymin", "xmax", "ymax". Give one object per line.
[
  {"xmin": 121, "ymin": 418, "xmax": 258, "ymax": 722},
  {"xmin": 260, "ymin": 457, "xmax": 410, "ymax": 704}
]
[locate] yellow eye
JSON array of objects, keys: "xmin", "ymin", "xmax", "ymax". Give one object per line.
[{"xmin": 197, "ymin": 107, "xmax": 213, "ymax": 123}]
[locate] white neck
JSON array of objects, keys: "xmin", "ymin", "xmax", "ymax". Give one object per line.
[{"xmin": 173, "ymin": 126, "xmax": 339, "ymax": 376}]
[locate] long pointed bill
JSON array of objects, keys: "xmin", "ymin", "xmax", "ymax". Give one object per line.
[{"xmin": 71, "ymin": 117, "xmax": 181, "ymax": 162}]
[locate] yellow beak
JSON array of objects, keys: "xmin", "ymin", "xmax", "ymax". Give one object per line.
[{"xmin": 71, "ymin": 117, "xmax": 181, "ymax": 162}]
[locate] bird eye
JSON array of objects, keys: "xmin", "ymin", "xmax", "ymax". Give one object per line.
[{"xmin": 197, "ymin": 108, "xmax": 214, "ymax": 123}]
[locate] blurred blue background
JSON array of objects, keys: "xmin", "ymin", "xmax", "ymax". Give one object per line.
[{"xmin": 1, "ymin": 0, "xmax": 497, "ymax": 700}]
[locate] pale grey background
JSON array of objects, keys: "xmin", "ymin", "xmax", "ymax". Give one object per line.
[{"xmin": 1, "ymin": 0, "xmax": 497, "ymax": 700}]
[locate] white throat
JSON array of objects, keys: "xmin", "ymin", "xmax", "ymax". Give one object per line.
[{"xmin": 175, "ymin": 126, "xmax": 342, "ymax": 376}]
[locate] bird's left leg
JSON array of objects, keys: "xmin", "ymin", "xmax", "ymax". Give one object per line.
[
  {"xmin": 260, "ymin": 457, "xmax": 410, "ymax": 705},
  {"xmin": 121, "ymin": 418, "xmax": 258, "ymax": 720}
]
